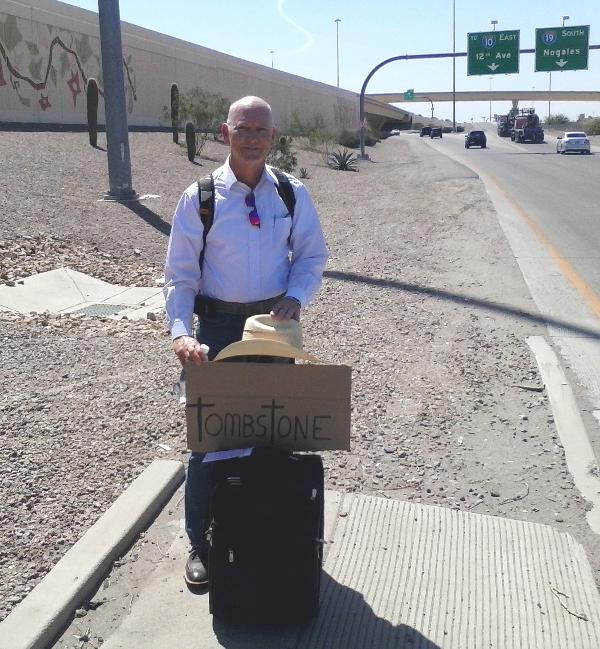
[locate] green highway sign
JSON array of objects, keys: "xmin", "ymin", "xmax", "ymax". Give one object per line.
[
  {"xmin": 535, "ymin": 25, "xmax": 590, "ymax": 72},
  {"xmin": 403, "ymin": 89, "xmax": 414, "ymax": 100},
  {"xmin": 467, "ymin": 30, "xmax": 520, "ymax": 75}
]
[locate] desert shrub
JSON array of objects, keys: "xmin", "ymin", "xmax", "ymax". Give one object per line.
[
  {"xmin": 267, "ymin": 135, "xmax": 297, "ymax": 173},
  {"xmin": 306, "ymin": 113, "xmax": 329, "ymax": 148},
  {"xmin": 337, "ymin": 129, "xmax": 378, "ymax": 149},
  {"xmin": 337, "ymin": 129, "xmax": 360, "ymax": 148},
  {"xmin": 586, "ymin": 118, "xmax": 600, "ymax": 135},
  {"xmin": 286, "ymin": 112, "xmax": 334, "ymax": 153},
  {"xmin": 545, "ymin": 113, "xmax": 569, "ymax": 125},
  {"xmin": 364, "ymin": 131, "xmax": 378, "ymax": 146},
  {"xmin": 287, "ymin": 111, "xmax": 306, "ymax": 136},
  {"xmin": 315, "ymin": 136, "xmax": 336, "ymax": 167},
  {"xmin": 299, "ymin": 167, "xmax": 310, "ymax": 179},
  {"xmin": 163, "ymin": 87, "xmax": 228, "ymax": 145}
]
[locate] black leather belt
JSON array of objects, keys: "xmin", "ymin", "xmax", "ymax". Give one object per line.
[{"xmin": 194, "ymin": 294, "xmax": 283, "ymax": 317}]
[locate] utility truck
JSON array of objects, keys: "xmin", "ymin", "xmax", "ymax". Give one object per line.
[{"xmin": 510, "ymin": 108, "xmax": 544, "ymax": 143}]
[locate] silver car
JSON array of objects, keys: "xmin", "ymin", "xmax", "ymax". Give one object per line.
[{"xmin": 556, "ymin": 131, "xmax": 591, "ymax": 154}]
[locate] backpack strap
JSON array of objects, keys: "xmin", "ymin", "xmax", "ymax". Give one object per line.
[
  {"xmin": 197, "ymin": 174, "xmax": 215, "ymax": 274},
  {"xmin": 272, "ymin": 168, "xmax": 296, "ymax": 218},
  {"xmin": 196, "ymin": 169, "xmax": 295, "ymax": 274}
]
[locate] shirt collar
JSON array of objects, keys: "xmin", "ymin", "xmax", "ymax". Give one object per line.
[
  {"xmin": 219, "ymin": 156, "xmax": 278, "ymax": 192},
  {"xmin": 220, "ymin": 156, "xmax": 238, "ymax": 190},
  {"xmin": 263, "ymin": 165, "xmax": 281, "ymax": 187}
]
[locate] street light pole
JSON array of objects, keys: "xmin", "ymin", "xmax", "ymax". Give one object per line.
[
  {"xmin": 269, "ymin": 50, "xmax": 274, "ymax": 68},
  {"xmin": 452, "ymin": 0, "xmax": 455, "ymax": 131},
  {"xmin": 488, "ymin": 76, "xmax": 492, "ymax": 121},
  {"xmin": 420, "ymin": 96, "xmax": 434, "ymax": 119},
  {"xmin": 334, "ymin": 18, "xmax": 341, "ymax": 87}
]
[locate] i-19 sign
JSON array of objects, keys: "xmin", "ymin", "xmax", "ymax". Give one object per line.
[
  {"xmin": 535, "ymin": 25, "xmax": 590, "ymax": 71},
  {"xmin": 468, "ymin": 30, "xmax": 520, "ymax": 75}
]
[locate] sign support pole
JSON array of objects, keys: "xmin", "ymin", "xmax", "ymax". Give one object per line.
[{"xmin": 98, "ymin": 0, "xmax": 136, "ymax": 200}]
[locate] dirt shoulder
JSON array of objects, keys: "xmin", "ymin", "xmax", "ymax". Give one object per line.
[{"xmin": 1, "ymin": 131, "xmax": 598, "ymax": 623}]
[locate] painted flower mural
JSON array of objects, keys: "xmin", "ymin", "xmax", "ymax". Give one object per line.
[
  {"xmin": 38, "ymin": 93, "xmax": 51, "ymax": 111},
  {"xmin": 0, "ymin": 12, "xmax": 137, "ymax": 116},
  {"xmin": 67, "ymin": 69, "xmax": 81, "ymax": 107}
]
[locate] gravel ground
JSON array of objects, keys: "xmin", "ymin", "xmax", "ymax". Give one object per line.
[{"xmin": 1, "ymin": 130, "xmax": 599, "ymax": 623}]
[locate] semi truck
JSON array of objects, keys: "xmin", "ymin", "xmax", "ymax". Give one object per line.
[
  {"xmin": 497, "ymin": 115, "xmax": 511, "ymax": 137},
  {"xmin": 510, "ymin": 108, "xmax": 544, "ymax": 143},
  {"xmin": 497, "ymin": 108, "xmax": 544, "ymax": 143}
]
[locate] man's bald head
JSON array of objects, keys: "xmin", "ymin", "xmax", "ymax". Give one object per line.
[
  {"xmin": 227, "ymin": 96, "xmax": 274, "ymax": 127},
  {"xmin": 220, "ymin": 96, "xmax": 277, "ymax": 184}
]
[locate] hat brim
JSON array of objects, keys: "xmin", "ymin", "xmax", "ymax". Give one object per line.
[{"xmin": 214, "ymin": 339, "xmax": 321, "ymax": 363}]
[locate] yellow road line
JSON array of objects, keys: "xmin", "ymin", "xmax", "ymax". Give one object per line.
[{"xmin": 486, "ymin": 173, "xmax": 600, "ymax": 321}]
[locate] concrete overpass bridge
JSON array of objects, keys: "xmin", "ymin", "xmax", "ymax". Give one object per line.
[
  {"xmin": 364, "ymin": 96, "xmax": 413, "ymax": 132},
  {"xmin": 368, "ymin": 91, "xmax": 600, "ymax": 103},
  {"xmin": 364, "ymin": 91, "xmax": 600, "ymax": 130}
]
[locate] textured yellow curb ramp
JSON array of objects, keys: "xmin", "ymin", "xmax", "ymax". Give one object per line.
[{"xmin": 301, "ymin": 494, "xmax": 600, "ymax": 649}]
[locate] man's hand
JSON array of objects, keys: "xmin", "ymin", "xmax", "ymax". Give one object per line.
[
  {"xmin": 270, "ymin": 297, "xmax": 301, "ymax": 321},
  {"xmin": 172, "ymin": 335, "xmax": 209, "ymax": 365}
]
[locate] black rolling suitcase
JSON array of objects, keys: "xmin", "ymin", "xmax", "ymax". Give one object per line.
[{"xmin": 207, "ymin": 449, "xmax": 324, "ymax": 623}]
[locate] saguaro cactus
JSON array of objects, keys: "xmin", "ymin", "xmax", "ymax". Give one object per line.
[
  {"xmin": 86, "ymin": 78, "xmax": 99, "ymax": 147},
  {"xmin": 185, "ymin": 121, "xmax": 196, "ymax": 162},
  {"xmin": 171, "ymin": 83, "xmax": 179, "ymax": 144}
]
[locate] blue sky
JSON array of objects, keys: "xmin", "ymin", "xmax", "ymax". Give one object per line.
[{"xmin": 65, "ymin": 0, "xmax": 600, "ymax": 122}]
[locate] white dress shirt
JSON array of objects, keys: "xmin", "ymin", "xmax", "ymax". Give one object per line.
[{"xmin": 164, "ymin": 158, "xmax": 328, "ymax": 339}]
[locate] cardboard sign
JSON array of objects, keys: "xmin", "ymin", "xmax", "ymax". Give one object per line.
[{"xmin": 185, "ymin": 363, "xmax": 351, "ymax": 453}]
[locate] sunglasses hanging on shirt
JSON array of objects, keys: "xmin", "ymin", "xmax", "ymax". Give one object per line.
[{"xmin": 245, "ymin": 192, "xmax": 260, "ymax": 228}]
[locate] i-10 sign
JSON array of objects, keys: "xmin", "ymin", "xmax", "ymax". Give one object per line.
[{"xmin": 468, "ymin": 30, "xmax": 520, "ymax": 75}]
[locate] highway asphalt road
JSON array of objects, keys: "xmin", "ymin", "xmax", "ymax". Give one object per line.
[
  {"xmin": 427, "ymin": 125, "xmax": 600, "ymax": 299},
  {"xmin": 410, "ymin": 125, "xmax": 600, "ymax": 450}
]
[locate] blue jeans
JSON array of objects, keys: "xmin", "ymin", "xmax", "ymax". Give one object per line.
[{"xmin": 185, "ymin": 313, "xmax": 246, "ymax": 553}]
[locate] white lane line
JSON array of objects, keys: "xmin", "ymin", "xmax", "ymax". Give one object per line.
[{"xmin": 527, "ymin": 335, "xmax": 600, "ymax": 535}]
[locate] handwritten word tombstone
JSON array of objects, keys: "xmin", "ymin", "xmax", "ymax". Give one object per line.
[{"xmin": 185, "ymin": 363, "xmax": 351, "ymax": 453}]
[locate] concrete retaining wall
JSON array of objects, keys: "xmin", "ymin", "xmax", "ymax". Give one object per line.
[{"xmin": 0, "ymin": 0, "xmax": 359, "ymax": 131}]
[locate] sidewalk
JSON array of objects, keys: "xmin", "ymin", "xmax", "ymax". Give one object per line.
[
  {"xmin": 47, "ymin": 485, "xmax": 600, "ymax": 649},
  {"xmin": 0, "ymin": 267, "xmax": 164, "ymax": 320}
]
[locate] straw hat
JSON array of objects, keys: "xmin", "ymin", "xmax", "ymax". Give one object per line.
[{"xmin": 214, "ymin": 314, "xmax": 320, "ymax": 362}]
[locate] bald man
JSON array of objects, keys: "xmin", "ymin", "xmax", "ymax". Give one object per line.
[{"xmin": 163, "ymin": 96, "xmax": 328, "ymax": 585}]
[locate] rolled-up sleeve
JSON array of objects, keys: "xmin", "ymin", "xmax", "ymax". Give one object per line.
[
  {"xmin": 163, "ymin": 185, "xmax": 203, "ymax": 339},
  {"xmin": 286, "ymin": 184, "xmax": 329, "ymax": 306}
]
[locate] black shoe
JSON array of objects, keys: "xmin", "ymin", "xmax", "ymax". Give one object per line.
[{"xmin": 185, "ymin": 547, "xmax": 208, "ymax": 586}]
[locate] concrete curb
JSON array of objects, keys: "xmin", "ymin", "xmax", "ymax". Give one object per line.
[
  {"xmin": 0, "ymin": 459, "xmax": 184, "ymax": 649},
  {"xmin": 527, "ymin": 336, "xmax": 600, "ymax": 534}
]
